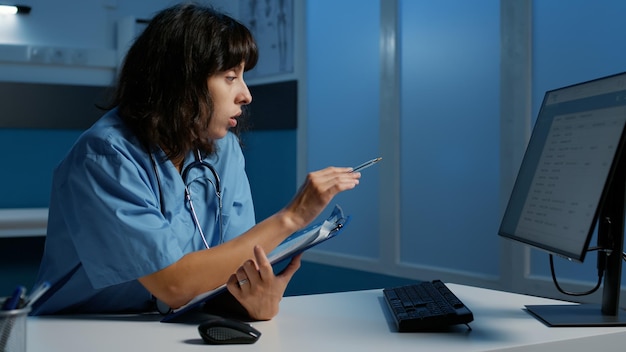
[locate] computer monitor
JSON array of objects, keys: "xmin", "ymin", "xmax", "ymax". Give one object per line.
[{"xmin": 499, "ymin": 71, "xmax": 626, "ymax": 327}]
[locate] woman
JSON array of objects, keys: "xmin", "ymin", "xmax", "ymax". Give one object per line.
[{"xmin": 31, "ymin": 3, "xmax": 360, "ymax": 321}]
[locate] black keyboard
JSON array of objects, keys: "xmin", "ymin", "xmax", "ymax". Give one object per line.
[{"xmin": 383, "ymin": 280, "xmax": 474, "ymax": 332}]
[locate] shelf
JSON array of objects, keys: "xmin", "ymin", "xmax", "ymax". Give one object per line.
[{"xmin": 0, "ymin": 208, "xmax": 47, "ymax": 238}]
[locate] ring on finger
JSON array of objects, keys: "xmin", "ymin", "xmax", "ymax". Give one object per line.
[{"xmin": 238, "ymin": 278, "xmax": 249, "ymax": 286}]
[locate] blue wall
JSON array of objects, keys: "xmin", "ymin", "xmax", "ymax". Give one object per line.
[
  {"xmin": 242, "ymin": 130, "xmax": 297, "ymax": 222},
  {"xmin": 306, "ymin": 0, "xmax": 381, "ymax": 258},
  {"xmin": 399, "ymin": 0, "xmax": 501, "ymax": 276},
  {"xmin": 0, "ymin": 129, "xmax": 81, "ymax": 208}
]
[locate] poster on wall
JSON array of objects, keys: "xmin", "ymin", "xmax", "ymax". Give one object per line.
[{"xmin": 238, "ymin": 0, "xmax": 294, "ymax": 79}]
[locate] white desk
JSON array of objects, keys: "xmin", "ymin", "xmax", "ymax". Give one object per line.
[{"xmin": 27, "ymin": 284, "xmax": 626, "ymax": 351}]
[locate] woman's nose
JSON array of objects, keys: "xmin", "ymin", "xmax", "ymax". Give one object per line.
[{"xmin": 239, "ymin": 82, "xmax": 252, "ymax": 105}]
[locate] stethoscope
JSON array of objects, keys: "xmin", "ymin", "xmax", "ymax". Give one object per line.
[{"xmin": 149, "ymin": 149, "xmax": 223, "ymax": 249}]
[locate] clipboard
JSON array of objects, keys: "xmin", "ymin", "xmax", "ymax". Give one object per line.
[{"xmin": 161, "ymin": 205, "xmax": 349, "ymax": 322}]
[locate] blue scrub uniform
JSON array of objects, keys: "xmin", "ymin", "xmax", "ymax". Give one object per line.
[{"xmin": 31, "ymin": 109, "xmax": 256, "ymax": 315}]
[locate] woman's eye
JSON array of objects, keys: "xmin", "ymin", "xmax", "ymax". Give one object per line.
[{"xmin": 226, "ymin": 76, "xmax": 236, "ymax": 82}]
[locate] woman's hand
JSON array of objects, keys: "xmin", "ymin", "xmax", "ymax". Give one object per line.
[
  {"xmin": 284, "ymin": 167, "xmax": 360, "ymax": 230},
  {"xmin": 226, "ymin": 245, "xmax": 302, "ymax": 320}
]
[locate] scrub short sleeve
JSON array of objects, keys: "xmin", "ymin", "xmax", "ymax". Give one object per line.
[{"xmin": 58, "ymin": 143, "xmax": 184, "ymax": 289}]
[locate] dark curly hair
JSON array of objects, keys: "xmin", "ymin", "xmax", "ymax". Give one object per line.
[{"xmin": 108, "ymin": 3, "xmax": 258, "ymax": 160}]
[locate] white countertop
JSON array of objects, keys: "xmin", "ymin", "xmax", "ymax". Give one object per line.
[{"xmin": 0, "ymin": 208, "xmax": 47, "ymax": 237}]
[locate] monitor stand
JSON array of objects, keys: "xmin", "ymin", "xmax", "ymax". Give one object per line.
[
  {"xmin": 525, "ymin": 304, "xmax": 626, "ymax": 327},
  {"xmin": 526, "ymin": 154, "xmax": 626, "ymax": 328}
]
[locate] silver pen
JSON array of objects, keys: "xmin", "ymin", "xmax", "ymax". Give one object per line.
[
  {"xmin": 23, "ymin": 281, "xmax": 51, "ymax": 308},
  {"xmin": 352, "ymin": 157, "xmax": 382, "ymax": 173}
]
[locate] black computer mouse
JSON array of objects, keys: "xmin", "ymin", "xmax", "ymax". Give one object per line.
[{"xmin": 197, "ymin": 317, "xmax": 261, "ymax": 345}]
